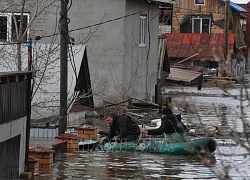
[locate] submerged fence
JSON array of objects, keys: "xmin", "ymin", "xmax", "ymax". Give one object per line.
[{"xmin": 30, "ymin": 128, "xmax": 58, "ymax": 138}]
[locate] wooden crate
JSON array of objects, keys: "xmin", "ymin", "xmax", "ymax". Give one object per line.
[
  {"xmin": 29, "ymin": 146, "xmax": 54, "ymax": 168},
  {"xmin": 78, "ymin": 133, "xmax": 97, "ymax": 140},
  {"xmin": 28, "ymin": 156, "xmax": 39, "ymax": 174},
  {"xmin": 56, "ymin": 133, "xmax": 81, "ymax": 152},
  {"xmin": 76, "ymin": 127, "xmax": 97, "ymax": 140}
]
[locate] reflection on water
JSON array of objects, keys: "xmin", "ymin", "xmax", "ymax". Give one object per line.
[
  {"xmin": 33, "ymin": 143, "xmax": 250, "ymax": 180},
  {"xmin": 34, "ymin": 87, "xmax": 250, "ymax": 179},
  {"xmin": 35, "ymin": 151, "xmax": 216, "ymax": 180}
]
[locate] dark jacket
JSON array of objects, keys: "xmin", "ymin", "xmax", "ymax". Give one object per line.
[
  {"xmin": 106, "ymin": 115, "xmax": 140, "ymax": 142},
  {"xmin": 148, "ymin": 114, "xmax": 186, "ymax": 135}
]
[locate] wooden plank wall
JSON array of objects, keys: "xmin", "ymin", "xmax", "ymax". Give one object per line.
[
  {"xmin": 172, "ymin": 0, "xmax": 226, "ymax": 33},
  {"xmin": 171, "ymin": 0, "xmax": 244, "ymax": 47}
]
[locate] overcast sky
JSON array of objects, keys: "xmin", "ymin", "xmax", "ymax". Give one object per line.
[{"xmin": 231, "ymin": 0, "xmax": 249, "ymax": 3}]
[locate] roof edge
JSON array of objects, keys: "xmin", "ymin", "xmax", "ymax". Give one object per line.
[{"xmin": 146, "ymin": 0, "xmax": 176, "ymax": 5}]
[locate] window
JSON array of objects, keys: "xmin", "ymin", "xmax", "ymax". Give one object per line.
[
  {"xmin": 139, "ymin": 15, "xmax": 146, "ymax": 47},
  {"xmin": 194, "ymin": 0, "xmax": 205, "ymax": 5},
  {"xmin": 192, "ymin": 18, "xmax": 211, "ymax": 33},
  {"xmin": 0, "ymin": 16, "xmax": 7, "ymax": 41},
  {"xmin": 159, "ymin": 7, "xmax": 172, "ymax": 34},
  {"xmin": 0, "ymin": 13, "xmax": 29, "ymax": 42}
]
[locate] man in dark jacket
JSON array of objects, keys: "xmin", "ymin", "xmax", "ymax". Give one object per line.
[
  {"xmin": 101, "ymin": 112, "xmax": 140, "ymax": 144},
  {"xmin": 141, "ymin": 107, "xmax": 186, "ymax": 142}
]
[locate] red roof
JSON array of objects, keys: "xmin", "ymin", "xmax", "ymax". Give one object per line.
[{"xmin": 166, "ymin": 33, "xmax": 235, "ymax": 60}]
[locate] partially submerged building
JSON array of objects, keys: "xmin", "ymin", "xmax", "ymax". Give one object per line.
[
  {"xmin": 165, "ymin": 0, "xmax": 248, "ymax": 75},
  {"xmin": 0, "ymin": 72, "xmax": 33, "ymax": 178}
]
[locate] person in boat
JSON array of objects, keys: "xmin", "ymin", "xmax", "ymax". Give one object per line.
[
  {"xmin": 100, "ymin": 112, "xmax": 140, "ymax": 145},
  {"xmin": 165, "ymin": 97, "xmax": 188, "ymax": 131},
  {"xmin": 141, "ymin": 107, "xmax": 187, "ymax": 142},
  {"xmin": 165, "ymin": 97, "xmax": 181, "ymax": 118}
]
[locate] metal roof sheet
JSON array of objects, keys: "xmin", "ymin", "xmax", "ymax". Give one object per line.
[
  {"xmin": 220, "ymin": 0, "xmax": 248, "ymax": 13},
  {"xmin": 166, "ymin": 33, "xmax": 235, "ymax": 60},
  {"xmin": 167, "ymin": 67, "xmax": 202, "ymax": 83}
]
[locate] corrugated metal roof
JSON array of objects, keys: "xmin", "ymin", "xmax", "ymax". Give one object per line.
[
  {"xmin": 166, "ymin": 67, "xmax": 202, "ymax": 83},
  {"xmin": 220, "ymin": 0, "xmax": 248, "ymax": 13},
  {"xmin": 166, "ymin": 33, "xmax": 235, "ymax": 60}
]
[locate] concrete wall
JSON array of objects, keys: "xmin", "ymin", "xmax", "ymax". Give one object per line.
[
  {"xmin": 0, "ymin": 0, "xmax": 159, "ymax": 105},
  {"xmin": 124, "ymin": 0, "xmax": 158, "ymax": 101},
  {"xmin": 30, "ymin": 0, "xmax": 158, "ymax": 102},
  {"xmin": 0, "ymin": 117, "xmax": 27, "ymax": 176},
  {"xmin": 67, "ymin": 0, "xmax": 126, "ymax": 102},
  {"xmin": 68, "ymin": 111, "xmax": 88, "ymax": 126},
  {"xmin": 30, "ymin": 0, "xmax": 127, "ymax": 102}
]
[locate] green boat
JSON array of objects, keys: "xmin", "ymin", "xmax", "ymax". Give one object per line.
[{"xmin": 102, "ymin": 137, "xmax": 216, "ymax": 155}]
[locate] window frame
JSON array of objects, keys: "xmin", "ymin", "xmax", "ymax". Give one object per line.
[
  {"xmin": 0, "ymin": 12, "xmax": 30, "ymax": 42},
  {"xmin": 139, "ymin": 15, "xmax": 147, "ymax": 48},
  {"xmin": 192, "ymin": 17, "xmax": 211, "ymax": 33},
  {"xmin": 194, "ymin": 0, "xmax": 205, "ymax": 6}
]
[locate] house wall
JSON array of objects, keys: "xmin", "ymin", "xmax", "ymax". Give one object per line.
[
  {"xmin": 31, "ymin": 0, "xmax": 159, "ymax": 102},
  {"xmin": 172, "ymin": 0, "xmax": 243, "ymax": 47},
  {"xmin": 239, "ymin": 2, "xmax": 250, "ymax": 48},
  {"xmin": 68, "ymin": 111, "xmax": 88, "ymax": 126},
  {"xmin": 124, "ymin": 0, "xmax": 159, "ymax": 101},
  {"xmin": 0, "ymin": 0, "xmax": 159, "ymax": 105},
  {"xmin": 172, "ymin": 0, "xmax": 225, "ymax": 33}
]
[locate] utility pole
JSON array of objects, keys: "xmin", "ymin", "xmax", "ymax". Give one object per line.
[
  {"xmin": 223, "ymin": 0, "xmax": 230, "ymax": 76},
  {"xmin": 59, "ymin": 0, "xmax": 69, "ymax": 135}
]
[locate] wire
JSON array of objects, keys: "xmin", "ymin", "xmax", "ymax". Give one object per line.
[
  {"xmin": 0, "ymin": 3, "xmax": 229, "ymax": 46},
  {"xmin": 36, "ymin": 7, "xmax": 155, "ymax": 40}
]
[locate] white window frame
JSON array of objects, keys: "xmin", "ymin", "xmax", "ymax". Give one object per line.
[
  {"xmin": 192, "ymin": 17, "xmax": 211, "ymax": 33},
  {"xmin": 0, "ymin": 12, "xmax": 30, "ymax": 42},
  {"xmin": 194, "ymin": 0, "xmax": 205, "ymax": 6},
  {"xmin": 139, "ymin": 15, "xmax": 146, "ymax": 48}
]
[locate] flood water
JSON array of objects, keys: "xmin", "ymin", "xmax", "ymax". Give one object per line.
[{"xmin": 32, "ymin": 87, "xmax": 250, "ymax": 180}]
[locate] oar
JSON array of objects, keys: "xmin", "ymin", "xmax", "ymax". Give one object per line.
[
  {"xmin": 123, "ymin": 112, "xmax": 145, "ymax": 126},
  {"xmin": 123, "ymin": 113, "xmax": 145, "ymax": 151}
]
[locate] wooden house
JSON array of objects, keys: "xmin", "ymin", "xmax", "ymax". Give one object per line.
[{"xmin": 164, "ymin": 0, "xmax": 248, "ymax": 74}]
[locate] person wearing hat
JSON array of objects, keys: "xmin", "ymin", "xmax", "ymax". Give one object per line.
[{"xmin": 140, "ymin": 107, "xmax": 186, "ymax": 142}]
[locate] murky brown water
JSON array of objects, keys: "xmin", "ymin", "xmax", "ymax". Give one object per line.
[{"xmin": 32, "ymin": 87, "xmax": 250, "ymax": 180}]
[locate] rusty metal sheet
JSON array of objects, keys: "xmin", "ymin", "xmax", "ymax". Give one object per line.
[{"xmin": 166, "ymin": 33, "xmax": 235, "ymax": 60}]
